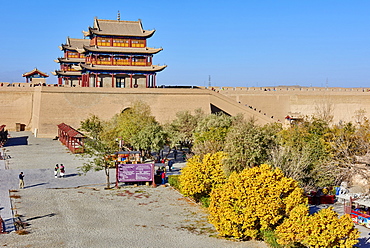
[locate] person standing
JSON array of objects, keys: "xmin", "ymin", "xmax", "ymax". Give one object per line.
[
  {"xmin": 19, "ymin": 172, "xmax": 25, "ymax": 189},
  {"xmin": 168, "ymin": 159, "xmax": 174, "ymax": 171},
  {"xmin": 60, "ymin": 164, "xmax": 65, "ymax": 178},
  {"xmin": 161, "ymin": 167, "xmax": 166, "ymax": 184},
  {"xmin": 173, "ymin": 149, "xmax": 177, "ymax": 160},
  {"xmin": 54, "ymin": 164, "xmax": 59, "ymax": 178}
]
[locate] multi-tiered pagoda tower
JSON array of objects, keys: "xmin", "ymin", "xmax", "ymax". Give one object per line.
[{"xmin": 53, "ymin": 17, "xmax": 166, "ymax": 88}]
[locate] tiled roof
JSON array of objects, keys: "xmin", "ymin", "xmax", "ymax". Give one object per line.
[
  {"xmin": 57, "ymin": 123, "xmax": 85, "ymax": 138},
  {"xmin": 52, "ymin": 71, "xmax": 82, "ymax": 76},
  {"xmin": 55, "ymin": 58, "xmax": 85, "ymax": 63},
  {"xmin": 22, "ymin": 68, "xmax": 49, "ymax": 77},
  {"xmin": 81, "ymin": 64, "xmax": 167, "ymax": 73},
  {"xmin": 62, "ymin": 38, "xmax": 90, "ymax": 51},
  {"xmin": 84, "ymin": 19, "xmax": 155, "ymax": 38},
  {"xmin": 83, "ymin": 45, "xmax": 162, "ymax": 54}
]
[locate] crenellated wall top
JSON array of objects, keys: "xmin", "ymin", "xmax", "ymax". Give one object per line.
[{"xmin": 209, "ymin": 86, "xmax": 370, "ymax": 93}]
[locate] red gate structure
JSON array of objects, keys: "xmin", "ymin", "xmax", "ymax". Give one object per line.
[{"xmin": 57, "ymin": 123, "xmax": 85, "ymax": 153}]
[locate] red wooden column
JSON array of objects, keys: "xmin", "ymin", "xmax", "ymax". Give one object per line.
[
  {"xmin": 153, "ymin": 74, "xmax": 156, "ymax": 88},
  {"xmin": 145, "ymin": 75, "xmax": 148, "ymax": 88},
  {"xmin": 130, "ymin": 74, "xmax": 133, "ymax": 88},
  {"xmin": 111, "ymin": 74, "xmax": 115, "ymax": 88},
  {"xmin": 95, "ymin": 73, "xmax": 98, "ymax": 87}
]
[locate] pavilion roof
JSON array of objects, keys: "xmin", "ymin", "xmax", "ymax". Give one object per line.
[
  {"xmin": 61, "ymin": 38, "xmax": 90, "ymax": 51},
  {"xmin": 57, "ymin": 123, "xmax": 85, "ymax": 138},
  {"xmin": 83, "ymin": 19, "xmax": 155, "ymax": 38},
  {"xmin": 22, "ymin": 68, "xmax": 49, "ymax": 78},
  {"xmin": 81, "ymin": 64, "xmax": 167, "ymax": 73},
  {"xmin": 83, "ymin": 45, "xmax": 163, "ymax": 55}
]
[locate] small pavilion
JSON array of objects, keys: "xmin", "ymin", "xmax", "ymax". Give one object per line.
[{"xmin": 22, "ymin": 68, "xmax": 49, "ymax": 84}]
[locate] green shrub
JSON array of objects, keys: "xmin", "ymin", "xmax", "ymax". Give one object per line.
[
  {"xmin": 168, "ymin": 175, "xmax": 181, "ymax": 190},
  {"xmin": 200, "ymin": 196, "xmax": 210, "ymax": 208},
  {"xmin": 259, "ymin": 229, "xmax": 282, "ymax": 248}
]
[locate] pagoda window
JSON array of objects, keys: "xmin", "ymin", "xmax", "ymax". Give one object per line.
[
  {"xmin": 68, "ymin": 52, "xmax": 79, "ymax": 58},
  {"xmin": 113, "ymin": 38, "xmax": 129, "ymax": 47},
  {"xmin": 97, "ymin": 37, "xmax": 111, "ymax": 46},
  {"xmin": 132, "ymin": 56, "xmax": 146, "ymax": 66},
  {"xmin": 113, "ymin": 56, "xmax": 130, "ymax": 66},
  {"xmin": 96, "ymin": 55, "xmax": 111, "ymax": 65},
  {"xmin": 131, "ymin": 39, "xmax": 145, "ymax": 48}
]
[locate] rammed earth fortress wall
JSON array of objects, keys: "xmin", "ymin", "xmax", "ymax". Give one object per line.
[{"xmin": 1, "ymin": 85, "xmax": 370, "ymax": 137}]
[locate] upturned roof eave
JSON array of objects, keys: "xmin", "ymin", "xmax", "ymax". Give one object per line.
[{"xmin": 87, "ymin": 28, "xmax": 155, "ymax": 38}]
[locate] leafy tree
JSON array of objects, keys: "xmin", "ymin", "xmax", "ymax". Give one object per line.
[
  {"xmin": 78, "ymin": 101, "xmax": 164, "ymax": 188},
  {"xmin": 165, "ymin": 109, "xmax": 204, "ymax": 151},
  {"xmin": 192, "ymin": 113, "xmax": 236, "ymax": 155},
  {"xmin": 276, "ymin": 205, "xmax": 359, "ymax": 247},
  {"xmin": 223, "ymin": 120, "xmax": 280, "ymax": 174},
  {"xmin": 179, "ymin": 152, "xmax": 227, "ymax": 201},
  {"xmin": 270, "ymin": 120, "xmax": 334, "ymax": 189},
  {"xmin": 208, "ymin": 164, "xmax": 306, "ymax": 240},
  {"xmin": 130, "ymin": 122, "xmax": 168, "ymax": 158},
  {"xmin": 325, "ymin": 121, "xmax": 370, "ymax": 185},
  {"xmin": 112, "ymin": 101, "xmax": 157, "ymax": 146},
  {"xmin": 79, "ymin": 115, "xmax": 117, "ymax": 189}
]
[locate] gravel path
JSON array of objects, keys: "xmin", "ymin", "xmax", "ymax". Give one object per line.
[{"xmin": 0, "ymin": 132, "xmax": 268, "ymax": 248}]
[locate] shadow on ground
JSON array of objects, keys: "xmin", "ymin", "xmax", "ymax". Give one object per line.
[
  {"xmin": 357, "ymin": 236, "xmax": 370, "ymax": 247},
  {"xmin": 24, "ymin": 183, "xmax": 49, "ymax": 189},
  {"xmin": 26, "ymin": 213, "xmax": 56, "ymax": 221},
  {"xmin": 4, "ymin": 136, "xmax": 28, "ymax": 147}
]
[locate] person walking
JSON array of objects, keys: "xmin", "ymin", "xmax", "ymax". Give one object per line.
[
  {"xmin": 54, "ymin": 164, "xmax": 59, "ymax": 178},
  {"xmin": 60, "ymin": 164, "xmax": 65, "ymax": 178},
  {"xmin": 19, "ymin": 172, "xmax": 25, "ymax": 189}
]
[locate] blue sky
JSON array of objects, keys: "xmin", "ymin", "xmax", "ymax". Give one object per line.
[{"xmin": 1, "ymin": 0, "xmax": 370, "ymax": 87}]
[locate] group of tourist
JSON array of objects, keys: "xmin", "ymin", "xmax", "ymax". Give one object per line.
[
  {"xmin": 18, "ymin": 164, "xmax": 67, "ymax": 189},
  {"xmin": 54, "ymin": 164, "xmax": 65, "ymax": 178}
]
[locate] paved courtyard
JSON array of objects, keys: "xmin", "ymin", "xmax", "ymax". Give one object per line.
[{"xmin": 0, "ymin": 132, "xmax": 267, "ymax": 248}]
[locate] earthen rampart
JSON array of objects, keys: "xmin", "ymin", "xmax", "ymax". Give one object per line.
[{"xmin": 1, "ymin": 85, "xmax": 370, "ymax": 137}]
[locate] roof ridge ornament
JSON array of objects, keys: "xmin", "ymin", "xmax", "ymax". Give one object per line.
[{"xmin": 117, "ymin": 11, "xmax": 120, "ymax": 21}]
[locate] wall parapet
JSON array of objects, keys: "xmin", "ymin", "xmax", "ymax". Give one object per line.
[{"xmin": 208, "ymin": 86, "xmax": 370, "ymax": 93}]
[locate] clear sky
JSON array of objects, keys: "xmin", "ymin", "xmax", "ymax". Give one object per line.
[{"xmin": 1, "ymin": 0, "xmax": 370, "ymax": 88}]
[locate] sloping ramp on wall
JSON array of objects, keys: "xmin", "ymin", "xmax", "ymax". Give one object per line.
[{"xmin": 207, "ymin": 90, "xmax": 274, "ymax": 125}]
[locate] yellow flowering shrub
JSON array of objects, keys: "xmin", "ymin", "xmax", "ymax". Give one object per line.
[
  {"xmin": 208, "ymin": 164, "xmax": 306, "ymax": 240},
  {"xmin": 179, "ymin": 152, "xmax": 227, "ymax": 201},
  {"xmin": 276, "ymin": 206, "xmax": 359, "ymax": 247}
]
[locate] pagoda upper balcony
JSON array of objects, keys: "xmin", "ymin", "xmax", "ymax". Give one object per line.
[
  {"xmin": 65, "ymin": 51, "xmax": 85, "ymax": 59},
  {"xmin": 86, "ymin": 55, "xmax": 153, "ymax": 67},
  {"xmin": 91, "ymin": 37, "xmax": 146, "ymax": 48},
  {"xmin": 61, "ymin": 64, "xmax": 79, "ymax": 71}
]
